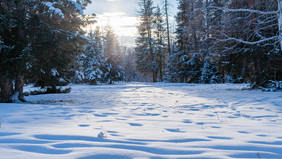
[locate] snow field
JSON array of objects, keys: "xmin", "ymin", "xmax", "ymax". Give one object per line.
[{"xmin": 0, "ymin": 83, "xmax": 282, "ymax": 159}]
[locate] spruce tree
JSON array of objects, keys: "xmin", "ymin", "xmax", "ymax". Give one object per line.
[
  {"xmin": 102, "ymin": 25, "xmax": 124, "ymax": 84},
  {"xmin": 27, "ymin": 0, "xmax": 92, "ymax": 92},
  {"xmin": 0, "ymin": 0, "xmax": 32, "ymax": 102},
  {"xmin": 135, "ymin": 0, "xmax": 158, "ymax": 82},
  {"xmin": 0, "ymin": 0, "xmax": 93, "ymax": 102},
  {"xmin": 82, "ymin": 27, "xmax": 105, "ymax": 85},
  {"xmin": 153, "ymin": 6, "xmax": 167, "ymax": 82}
]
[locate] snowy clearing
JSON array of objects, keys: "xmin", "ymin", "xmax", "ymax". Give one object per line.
[{"xmin": 0, "ymin": 83, "xmax": 282, "ymax": 159}]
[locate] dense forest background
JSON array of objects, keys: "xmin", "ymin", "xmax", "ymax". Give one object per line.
[{"xmin": 1, "ymin": 0, "xmax": 282, "ymax": 103}]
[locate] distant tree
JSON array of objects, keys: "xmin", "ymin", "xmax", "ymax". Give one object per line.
[
  {"xmin": 135, "ymin": 0, "xmax": 158, "ymax": 82},
  {"xmin": 102, "ymin": 25, "xmax": 124, "ymax": 84},
  {"xmin": 82, "ymin": 27, "xmax": 104, "ymax": 85},
  {"xmin": 163, "ymin": 0, "xmax": 171, "ymax": 54},
  {"xmin": 121, "ymin": 47, "xmax": 139, "ymax": 82},
  {"xmin": 153, "ymin": 6, "xmax": 167, "ymax": 81},
  {"xmin": 165, "ymin": 0, "xmax": 206, "ymax": 83}
]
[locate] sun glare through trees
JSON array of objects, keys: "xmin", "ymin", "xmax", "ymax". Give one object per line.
[{"xmin": 0, "ymin": 1, "xmax": 282, "ymax": 158}]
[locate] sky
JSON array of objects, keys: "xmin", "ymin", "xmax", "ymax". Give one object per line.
[{"xmin": 85, "ymin": 0, "xmax": 178, "ymax": 47}]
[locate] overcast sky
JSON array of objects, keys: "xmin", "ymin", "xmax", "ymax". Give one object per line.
[{"xmin": 85, "ymin": 0, "xmax": 178, "ymax": 47}]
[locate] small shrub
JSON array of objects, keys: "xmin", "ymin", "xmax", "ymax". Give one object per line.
[
  {"xmin": 28, "ymin": 87, "xmax": 71, "ymax": 95},
  {"xmin": 260, "ymin": 81, "xmax": 282, "ymax": 92}
]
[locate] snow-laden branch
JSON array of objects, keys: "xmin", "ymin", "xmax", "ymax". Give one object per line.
[
  {"xmin": 66, "ymin": 0, "xmax": 83, "ymax": 15},
  {"xmin": 54, "ymin": 28, "xmax": 92, "ymax": 43},
  {"xmin": 212, "ymin": 30, "xmax": 279, "ymax": 45},
  {"xmin": 42, "ymin": 2, "xmax": 65, "ymax": 18},
  {"xmin": 209, "ymin": 6, "xmax": 278, "ymax": 15},
  {"xmin": 278, "ymin": 0, "xmax": 282, "ymax": 50}
]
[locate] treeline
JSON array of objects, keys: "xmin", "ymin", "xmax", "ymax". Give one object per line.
[
  {"xmin": 136, "ymin": 0, "xmax": 282, "ymax": 88},
  {"xmin": 74, "ymin": 25, "xmax": 123, "ymax": 85},
  {"xmin": 0, "ymin": 0, "xmax": 123, "ymax": 103}
]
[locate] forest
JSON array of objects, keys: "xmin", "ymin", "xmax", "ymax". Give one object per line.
[
  {"xmin": 1, "ymin": 0, "xmax": 282, "ymax": 103},
  {"xmin": 1, "ymin": 1, "xmax": 282, "ymax": 159}
]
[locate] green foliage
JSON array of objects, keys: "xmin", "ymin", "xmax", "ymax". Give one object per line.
[
  {"xmin": 135, "ymin": 0, "xmax": 168, "ymax": 82},
  {"xmin": 0, "ymin": 0, "xmax": 93, "ymax": 101}
]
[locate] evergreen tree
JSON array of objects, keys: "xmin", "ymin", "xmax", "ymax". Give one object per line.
[
  {"xmin": 0, "ymin": 0, "xmax": 93, "ymax": 102},
  {"xmin": 82, "ymin": 27, "xmax": 104, "ymax": 85},
  {"xmin": 212, "ymin": 0, "xmax": 282, "ymax": 86},
  {"xmin": 29, "ymin": 0, "xmax": 91, "ymax": 92},
  {"xmin": 0, "ymin": 0, "xmax": 33, "ymax": 102},
  {"xmin": 200, "ymin": 54, "xmax": 221, "ymax": 84},
  {"xmin": 135, "ymin": 0, "xmax": 158, "ymax": 82},
  {"xmin": 166, "ymin": 0, "xmax": 206, "ymax": 83},
  {"xmin": 162, "ymin": 0, "xmax": 171, "ymax": 54},
  {"xmin": 102, "ymin": 25, "xmax": 124, "ymax": 84},
  {"xmin": 153, "ymin": 6, "xmax": 167, "ymax": 81}
]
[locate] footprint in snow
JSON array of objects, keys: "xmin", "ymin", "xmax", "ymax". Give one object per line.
[
  {"xmin": 183, "ymin": 119, "xmax": 192, "ymax": 124},
  {"xmin": 211, "ymin": 126, "xmax": 221, "ymax": 129},
  {"xmin": 129, "ymin": 123, "xmax": 143, "ymax": 126},
  {"xmin": 166, "ymin": 128, "xmax": 185, "ymax": 133},
  {"xmin": 207, "ymin": 136, "xmax": 232, "ymax": 140},
  {"xmin": 238, "ymin": 131, "xmax": 249, "ymax": 134},
  {"xmin": 78, "ymin": 124, "xmax": 90, "ymax": 127}
]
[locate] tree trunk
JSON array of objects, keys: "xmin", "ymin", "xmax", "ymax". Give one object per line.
[
  {"xmin": 164, "ymin": 0, "xmax": 171, "ymax": 54},
  {"xmin": 248, "ymin": 0, "xmax": 256, "ymax": 30},
  {"xmin": 278, "ymin": 0, "xmax": 282, "ymax": 51},
  {"xmin": 1, "ymin": 78, "xmax": 13, "ymax": 103},
  {"xmin": 159, "ymin": 56, "xmax": 163, "ymax": 82},
  {"xmin": 206, "ymin": 0, "xmax": 210, "ymax": 51},
  {"xmin": 15, "ymin": 74, "xmax": 26, "ymax": 102},
  {"xmin": 152, "ymin": 72, "xmax": 157, "ymax": 82},
  {"xmin": 51, "ymin": 83, "xmax": 57, "ymax": 93}
]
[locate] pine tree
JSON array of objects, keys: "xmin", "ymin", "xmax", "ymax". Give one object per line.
[
  {"xmin": 102, "ymin": 25, "xmax": 124, "ymax": 84},
  {"xmin": 27, "ymin": 0, "xmax": 92, "ymax": 92},
  {"xmin": 0, "ymin": 0, "xmax": 32, "ymax": 102},
  {"xmin": 166, "ymin": 0, "xmax": 206, "ymax": 83},
  {"xmin": 153, "ymin": 6, "xmax": 167, "ymax": 82},
  {"xmin": 82, "ymin": 27, "xmax": 104, "ymax": 85},
  {"xmin": 0, "ymin": 0, "xmax": 93, "ymax": 102},
  {"xmin": 163, "ymin": 0, "xmax": 171, "ymax": 54},
  {"xmin": 135, "ymin": 0, "xmax": 158, "ymax": 82}
]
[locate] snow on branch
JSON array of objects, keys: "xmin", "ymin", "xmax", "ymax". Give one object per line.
[
  {"xmin": 54, "ymin": 28, "xmax": 92, "ymax": 43},
  {"xmin": 209, "ymin": 6, "xmax": 278, "ymax": 15},
  {"xmin": 213, "ymin": 30, "xmax": 279, "ymax": 45},
  {"xmin": 67, "ymin": 0, "xmax": 83, "ymax": 15},
  {"xmin": 42, "ymin": 2, "xmax": 65, "ymax": 18}
]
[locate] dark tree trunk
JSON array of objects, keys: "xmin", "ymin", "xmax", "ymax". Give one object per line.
[
  {"xmin": 152, "ymin": 72, "xmax": 157, "ymax": 83},
  {"xmin": 15, "ymin": 74, "xmax": 26, "ymax": 102},
  {"xmin": 90, "ymin": 80, "xmax": 97, "ymax": 85},
  {"xmin": 1, "ymin": 78, "xmax": 13, "ymax": 103},
  {"xmin": 164, "ymin": 0, "xmax": 171, "ymax": 54},
  {"xmin": 51, "ymin": 83, "xmax": 57, "ymax": 93},
  {"xmin": 159, "ymin": 57, "xmax": 163, "ymax": 82}
]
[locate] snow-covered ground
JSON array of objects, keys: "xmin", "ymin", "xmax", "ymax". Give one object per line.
[{"xmin": 0, "ymin": 83, "xmax": 282, "ymax": 159}]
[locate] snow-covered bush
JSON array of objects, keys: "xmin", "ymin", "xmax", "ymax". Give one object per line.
[{"xmin": 260, "ymin": 81, "xmax": 282, "ymax": 92}]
